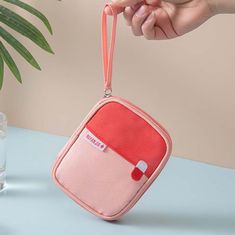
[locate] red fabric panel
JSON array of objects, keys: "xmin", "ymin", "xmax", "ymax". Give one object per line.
[{"xmin": 86, "ymin": 102, "xmax": 167, "ymax": 178}]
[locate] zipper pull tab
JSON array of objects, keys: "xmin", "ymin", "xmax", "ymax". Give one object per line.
[{"xmin": 104, "ymin": 88, "xmax": 112, "ymax": 98}]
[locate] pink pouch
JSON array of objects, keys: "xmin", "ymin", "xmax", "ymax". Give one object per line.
[{"xmin": 52, "ymin": 4, "xmax": 172, "ymax": 221}]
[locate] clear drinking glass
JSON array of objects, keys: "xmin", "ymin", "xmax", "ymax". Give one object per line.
[{"xmin": 0, "ymin": 112, "xmax": 7, "ymax": 192}]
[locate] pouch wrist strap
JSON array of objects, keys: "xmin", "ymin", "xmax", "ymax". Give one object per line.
[{"xmin": 102, "ymin": 4, "xmax": 117, "ymax": 97}]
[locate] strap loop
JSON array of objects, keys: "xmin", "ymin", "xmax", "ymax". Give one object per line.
[{"xmin": 102, "ymin": 4, "xmax": 117, "ymax": 96}]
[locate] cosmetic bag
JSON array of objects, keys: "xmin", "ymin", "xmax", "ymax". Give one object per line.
[{"xmin": 52, "ymin": 4, "xmax": 172, "ymax": 221}]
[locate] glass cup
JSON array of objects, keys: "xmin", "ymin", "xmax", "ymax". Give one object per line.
[{"xmin": 0, "ymin": 112, "xmax": 7, "ymax": 192}]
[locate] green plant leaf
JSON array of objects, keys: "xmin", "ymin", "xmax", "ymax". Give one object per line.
[
  {"xmin": 0, "ymin": 26, "xmax": 41, "ymax": 70},
  {"xmin": 0, "ymin": 5, "xmax": 54, "ymax": 53},
  {"xmin": 0, "ymin": 55, "xmax": 3, "ymax": 90},
  {"xmin": 0, "ymin": 41, "xmax": 22, "ymax": 83},
  {"xmin": 3, "ymin": 0, "xmax": 53, "ymax": 34}
]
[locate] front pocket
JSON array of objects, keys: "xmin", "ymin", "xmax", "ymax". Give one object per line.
[{"xmin": 55, "ymin": 127, "xmax": 148, "ymax": 217}]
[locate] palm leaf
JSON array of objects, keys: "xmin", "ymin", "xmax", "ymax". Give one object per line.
[
  {"xmin": 3, "ymin": 0, "xmax": 53, "ymax": 34},
  {"xmin": 0, "ymin": 26, "xmax": 41, "ymax": 70},
  {"xmin": 0, "ymin": 5, "xmax": 54, "ymax": 53},
  {"xmin": 0, "ymin": 41, "xmax": 22, "ymax": 83},
  {"xmin": 0, "ymin": 1, "xmax": 53, "ymax": 89},
  {"xmin": 0, "ymin": 55, "xmax": 4, "ymax": 89}
]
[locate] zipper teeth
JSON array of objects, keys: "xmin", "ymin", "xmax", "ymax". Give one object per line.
[{"xmin": 53, "ymin": 96, "xmax": 172, "ymax": 220}]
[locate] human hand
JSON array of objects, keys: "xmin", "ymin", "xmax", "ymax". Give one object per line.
[{"xmin": 105, "ymin": 0, "xmax": 216, "ymax": 40}]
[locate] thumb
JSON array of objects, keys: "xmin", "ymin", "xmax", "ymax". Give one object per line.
[{"xmin": 104, "ymin": 0, "xmax": 160, "ymax": 15}]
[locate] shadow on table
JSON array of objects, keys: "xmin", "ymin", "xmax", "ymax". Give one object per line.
[
  {"xmin": 0, "ymin": 225, "xmax": 15, "ymax": 235},
  {"xmin": 1, "ymin": 174, "xmax": 60, "ymax": 198},
  {"xmin": 116, "ymin": 210, "xmax": 235, "ymax": 234}
]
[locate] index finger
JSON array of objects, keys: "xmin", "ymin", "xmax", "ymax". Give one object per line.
[
  {"xmin": 104, "ymin": 0, "xmax": 143, "ymax": 15},
  {"xmin": 104, "ymin": 0, "xmax": 160, "ymax": 15}
]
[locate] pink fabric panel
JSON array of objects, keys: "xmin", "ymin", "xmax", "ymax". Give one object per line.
[{"xmin": 56, "ymin": 128, "xmax": 148, "ymax": 217}]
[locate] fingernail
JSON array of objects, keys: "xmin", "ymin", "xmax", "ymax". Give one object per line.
[{"xmin": 136, "ymin": 5, "xmax": 148, "ymax": 17}]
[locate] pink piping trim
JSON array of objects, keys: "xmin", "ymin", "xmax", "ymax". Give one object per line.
[{"xmin": 52, "ymin": 96, "xmax": 172, "ymax": 221}]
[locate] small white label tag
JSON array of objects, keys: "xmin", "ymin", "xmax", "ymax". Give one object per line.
[
  {"xmin": 84, "ymin": 130, "xmax": 107, "ymax": 151},
  {"xmin": 136, "ymin": 160, "xmax": 148, "ymax": 173}
]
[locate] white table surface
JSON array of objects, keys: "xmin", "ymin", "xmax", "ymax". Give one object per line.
[{"xmin": 0, "ymin": 127, "xmax": 235, "ymax": 235}]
